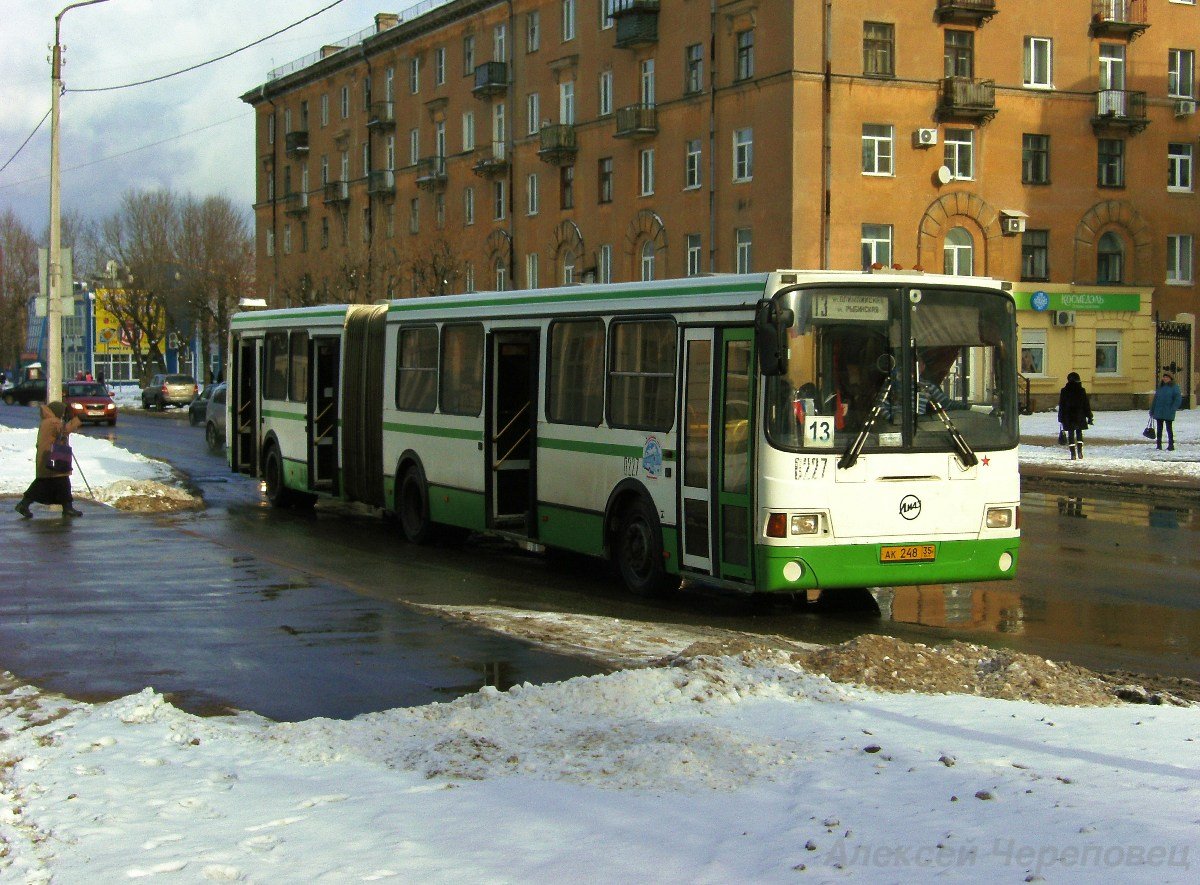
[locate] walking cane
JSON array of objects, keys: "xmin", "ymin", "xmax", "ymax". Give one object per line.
[{"xmin": 72, "ymin": 451, "xmax": 97, "ymax": 501}]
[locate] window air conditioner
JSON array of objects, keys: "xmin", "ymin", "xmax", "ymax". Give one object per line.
[
  {"xmin": 912, "ymin": 128, "xmax": 938, "ymax": 148},
  {"xmin": 1051, "ymin": 310, "xmax": 1076, "ymax": 327},
  {"xmin": 1174, "ymin": 99, "xmax": 1197, "ymax": 117}
]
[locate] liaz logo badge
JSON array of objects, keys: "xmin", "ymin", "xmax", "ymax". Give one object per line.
[{"xmin": 899, "ymin": 495, "xmax": 922, "ymax": 520}]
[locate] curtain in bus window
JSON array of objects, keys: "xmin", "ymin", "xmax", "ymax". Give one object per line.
[
  {"xmin": 440, "ymin": 324, "xmax": 484, "ymax": 415},
  {"xmin": 722, "ymin": 340, "xmax": 751, "ymax": 494},
  {"xmin": 608, "ymin": 319, "xmax": 676, "ymax": 430},
  {"xmin": 289, "ymin": 331, "xmax": 309, "ymax": 402},
  {"xmin": 264, "ymin": 332, "xmax": 288, "ymax": 400},
  {"xmin": 396, "ymin": 326, "xmax": 438, "ymax": 412},
  {"xmin": 548, "ymin": 319, "xmax": 604, "ymax": 425}
]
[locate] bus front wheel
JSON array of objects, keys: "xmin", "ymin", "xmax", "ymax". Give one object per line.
[
  {"xmin": 263, "ymin": 446, "xmax": 293, "ymax": 509},
  {"xmin": 398, "ymin": 467, "xmax": 434, "ymax": 544},
  {"xmin": 615, "ymin": 499, "xmax": 680, "ymax": 597}
]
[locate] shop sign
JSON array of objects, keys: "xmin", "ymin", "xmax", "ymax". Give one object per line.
[{"xmin": 1012, "ymin": 290, "xmax": 1142, "ymax": 312}]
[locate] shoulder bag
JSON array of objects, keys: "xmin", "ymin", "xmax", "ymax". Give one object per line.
[{"xmin": 45, "ymin": 432, "xmax": 73, "ymax": 472}]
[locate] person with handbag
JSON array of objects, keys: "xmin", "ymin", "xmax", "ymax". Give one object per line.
[
  {"xmin": 1057, "ymin": 371, "xmax": 1093, "ymax": 461},
  {"xmin": 14, "ymin": 401, "xmax": 84, "ymax": 518},
  {"xmin": 1149, "ymin": 371, "xmax": 1183, "ymax": 451}
]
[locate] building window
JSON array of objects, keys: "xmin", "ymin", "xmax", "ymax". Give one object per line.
[
  {"xmin": 321, "ymin": 216, "xmax": 330, "ymax": 250},
  {"xmin": 640, "ymin": 148, "xmax": 655, "ymax": 195},
  {"xmin": 1098, "ymin": 139, "xmax": 1125, "ymax": 188},
  {"xmin": 598, "ymin": 244, "xmax": 612, "ymax": 283},
  {"xmin": 943, "ymin": 226, "xmax": 974, "ymax": 275},
  {"xmin": 1168, "ymin": 143, "xmax": 1194, "ymax": 192},
  {"xmin": 1167, "ymin": 234, "xmax": 1194, "ymax": 284},
  {"xmin": 283, "ymin": 223, "xmax": 292, "ymax": 255},
  {"xmin": 362, "ymin": 77, "xmax": 372, "ymax": 112},
  {"xmin": 320, "ymin": 94, "xmax": 329, "ymax": 126},
  {"xmin": 435, "ymin": 192, "xmax": 445, "ymax": 229},
  {"xmin": 733, "ymin": 128, "xmax": 753, "ymax": 181},
  {"xmin": 861, "ymin": 124, "xmax": 894, "ymax": 176},
  {"xmin": 863, "ymin": 22, "xmax": 895, "ymax": 77},
  {"xmin": 641, "ymin": 241, "xmax": 656, "ymax": 281},
  {"xmin": 599, "ymin": 70, "xmax": 613, "ymax": 116},
  {"xmin": 1169, "ymin": 49, "xmax": 1196, "ymax": 98},
  {"xmin": 527, "ymin": 173, "xmax": 539, "ymax": 215},
  {"xmin": 465, "ymin": 263, "xmax": 475, "ymax": 293},
  {"xmin": 560, "ymin": 81, "xmax": 575, "ymax": 124},
  {"xmin": 602, "ymin": 0, "xmax": 616, "ymax": 29},
  {"xmin": 861, "ymin": 224, "xmax": 893, "ymax": 269},
  {"xmin": 685, "ymin": 139, "xmax": 702, "ymax": 189},
  {"xmin": 340, "ymin": 86, "xmax": 349, "ymax": 118},
  {"xmin": 1095, "ymin": 329, "xmax": 1121, "ymax": 375},
  {"xmin": 561, "ymin": 0, "xmax": 576, "ymax": 41},
  {"xmin": 599, "ymin": 157, "xmax": 613, "ymax": 203},
  {"xmin": 640, "ymin": 58, "xmax": 655, "ymax": 105},
  {"xmin": 494, "ymin": 24, "xmax": 506, "ymax": 62},
  {"xmin": 495, "ymin": 262, "xmax": 507, "ymax": 291},
  {"xmin": 560, "ymin": 165, "xmax": 574, "ymax": 209},
  {"xmin": 526, "ymin": 253, "xmax": 539, "ymax": 288},
  {"xmin": 464, "ymin": 187, "xmax": 475, "ymax": 226},
  {"xmin": 944, "ymin": 128, "xmax": 974, "ymax": 180},
  {"xmin": 735, "ymin": 30, "xmax": 755, "ymax": 81},
  {"xmin": 1021, "ymin": 230, "xmax": 1050, "ymax": 281},
  {"xmin": 526, "ymin": 11, "xmax": 540, "ymax": 52},
  {"xmin": 267, "ymin": 114, "xmax": 275, "ymax": 145},
  {"xmin": 685, "ymin": 43, "xmax": 703, "ymax": 94},
  {"xmin": 493, "ymin": 180, "xmax": 507, "ymax": 220},
  {"xmin": 408, "ymin": 129, "xmax": 419, "ymax": 166},
  {"xmin": 944, "ymin": 30, "xmax": 973, "ymax": 78},
  {"xmin": 265, "ymin": 228, "xmax": 275, "ymax": 257},
  {"xmin": 687, "ymin": 234, "xmax": 702, "ymax": 275},
  {"xmin": 526, "ymin": 92, "xmax": 540, "ymax": 136},
  {"xmin": 1022, "ymin": 134, "xmax": 1050, "ymax": 184},
  {"xmin": 1021, "ymin": 329, "xmax": 1046, "ymax": 376},
  {"xmin": 409, "ymin": 198, "xmax": 420, "ymax": 235},
  {"xmin": 462, "ymin": 111, "xmax": 475, "ymax": 152},
  {"xmin": 463, "ymin": 35, "xmax": 475, "ymax": 74},
  {"xmin": 1024, "ymin": 37, "xmax": 1053, "ymax": 88},
  {"xmin": 409, "ymin": 57, "xmax": 420, "ymax": 94},
  {"xmin": 1097, "ymin": 231, "xmax": 1124, "ymax": 283},
  {"xmin": 735, "ymin": 228, "xmax": 752, "ymax": 273}
]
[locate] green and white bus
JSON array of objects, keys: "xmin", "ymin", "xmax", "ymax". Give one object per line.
[{"xmin": 228, "ymin": 269, "xmax": 1020, "ymax": 596}]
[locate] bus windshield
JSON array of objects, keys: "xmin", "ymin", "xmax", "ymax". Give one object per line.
[{"xmin": 764, "ymin": 284, "xmax": 1018, "ymax": 456}]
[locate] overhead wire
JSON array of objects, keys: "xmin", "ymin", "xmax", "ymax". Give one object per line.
[{"xmin": 0, "ymin": 109, "xmax": 51, "ymax": 175}]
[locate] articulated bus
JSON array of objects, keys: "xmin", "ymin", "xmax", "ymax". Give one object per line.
[{"xmin": 228, "ymin": 270, "xmax": 1020, "ymax": 596}]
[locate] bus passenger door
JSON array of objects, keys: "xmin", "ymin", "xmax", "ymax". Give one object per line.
[
  {"xmin": 487, "ymin": 330, "xmax": 538, "ymax": 534},
  {"xmin": 232, "ymin": 335, "xmax": 259, "ymax": 476},
  {"xmin": 681, "ymin": 328, "xmax": 754, "ymax": 583},
  {"xmin": 309, "ymin": 337, "xmax": 340, "ymax": 494}
]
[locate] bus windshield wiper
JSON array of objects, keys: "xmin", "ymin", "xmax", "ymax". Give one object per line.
[
  {"xmin": 928, "ymin": 400, "xmax": 978, "ymax": 468},
  {"xmin": 838, "ymin": 378, "xmax": 891, "ymax": 470}
]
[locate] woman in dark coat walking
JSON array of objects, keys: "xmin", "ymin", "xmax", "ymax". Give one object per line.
[
  {"xmin": 14, "ymin": 401, "xmax": 83, "ymax": 518},
  {"xmin": 1057, "ymin": 372, "xmax": 1094, "ymax": 460}
]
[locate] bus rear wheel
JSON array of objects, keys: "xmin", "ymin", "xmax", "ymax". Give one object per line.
[
  {"xmin": 615, "ymin": 498, "xmax": 680, "ymax": 597},
  {"xmin": 398, "ymin": 467, "xmax": 434, "ymax": 544},
  {"xmin": 263, "ymin": 446, "xmax": 293, "ymax": 509}
]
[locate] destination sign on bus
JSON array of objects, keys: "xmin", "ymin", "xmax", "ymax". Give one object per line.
[{"xmin": 811, "ymin": 293, "xmax": 889, "ymax": 322}]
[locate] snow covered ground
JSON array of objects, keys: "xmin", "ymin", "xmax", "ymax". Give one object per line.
[{"xmin": 1, "ymin": 408, "xmax": 1198, "ymax": 882}]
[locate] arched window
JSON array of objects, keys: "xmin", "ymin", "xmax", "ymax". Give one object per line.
[
  {"xmin": 943, "ymin": 227, "xmax": 974, "ymax": 276},
  {"xmin": 640, "ymin": 240, "xmax": 656, "ymax": 281},
  {"xmin": 1097, "ymin": 231, "xmax": 1124, "ymax": 284}
]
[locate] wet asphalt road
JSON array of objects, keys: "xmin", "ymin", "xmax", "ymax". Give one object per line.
[{"xmin": 1, "ymin": 403, "xmax": 1198, "ymax": 721}]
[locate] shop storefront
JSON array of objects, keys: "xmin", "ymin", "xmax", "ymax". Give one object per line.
[{"xmin": 1013, "ymin": 284, "xmax": 1155, "ymax": 412}]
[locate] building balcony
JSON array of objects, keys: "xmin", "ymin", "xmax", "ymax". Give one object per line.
[
  {"xmin": 1091, "ymin": 89, "xmax": 1149, "ymax": 134},
  {"xmin": 934, "ymin": 0, "xmax": 997, "ymax": 26},
  {"xmin": 414, "ymin": 156, "xmax": 447, "ymax": 190},
  {"xmin": 935, "ymin": 77, "xmax": 997, "ymax": 123},
  {"xmin": 614, "ymin": 103, "xmax": 657, "ymax": 139},
  {"xmin": 367, "ymin": 169, "xmax": 395, "ymax": 196},
  {"xmin": 472, "ymin": 141, "xmax": 508, "ymax": 177},
  {"xmin": 537, "ymin": 124, "xmax": 577, "ymax": 165},
  {"xmin": 284, "ymin": 191, "xmax": 309, "ymax": 216},
  {"xmin": 472, "ymin": 61, "xmax": 507, "ymax": 98},
  {"xmin": 612, "ymin": 0, "xmax": 659, "ymax": 49},
  {"xmin": 1089, "ymin": 0, "xmax": 1148, "ymax": 40},
  {"xmin": 322, "ymin": 180, "xmax": 350, "ymax": 205},
  {"xmin": 367, "ymin": 101, "xmax": 395, "ymax": 129},
  {"xmin": 284, "ymin": 130, "xmax": 309, "ymax": 158}
]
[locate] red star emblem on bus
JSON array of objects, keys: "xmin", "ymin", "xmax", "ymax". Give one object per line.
[{"xmin": 980, "ymin": 456, "xmax": 990, "ymax": 467}]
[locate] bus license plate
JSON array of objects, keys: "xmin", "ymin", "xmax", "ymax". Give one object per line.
[{"xmin": 880, "ymin": 544, "xmax": 936, "ymax": 563}]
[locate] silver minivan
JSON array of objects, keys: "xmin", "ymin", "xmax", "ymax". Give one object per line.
[{"xmin": 142, "ymin": 373, "xmax": 198, "ymax": 410}]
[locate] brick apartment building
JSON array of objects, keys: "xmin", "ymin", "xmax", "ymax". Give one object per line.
[{"xmin": 242, "ymin": 0, "xmax": 1198, "ymax": 406}]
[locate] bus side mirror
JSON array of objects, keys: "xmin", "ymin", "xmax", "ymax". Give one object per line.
[{"xmin": 754, "ymin": 300, "xmax": 794, "ymax": 376}]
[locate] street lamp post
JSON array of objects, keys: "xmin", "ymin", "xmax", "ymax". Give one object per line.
[{"xmin": 47, "ymin": 0, "xmax": 112, "ymax": 401}]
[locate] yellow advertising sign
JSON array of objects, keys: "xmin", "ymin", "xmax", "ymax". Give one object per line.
[{"xmin": 93, "ymin": 288, "xmax": 162, "ymax": 356}]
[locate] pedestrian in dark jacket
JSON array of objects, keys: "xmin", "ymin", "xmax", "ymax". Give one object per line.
[
  {"xmin": 1149, "ymin": 372, "xmax": 1183, "ymax": 451},
  {"xmin": 14, "ymin": 401, "xmax": 83, "ymax": 518},
  {"xmin": 1057, "ymin": 371, "xmax": 1093, "ymax": 461}
]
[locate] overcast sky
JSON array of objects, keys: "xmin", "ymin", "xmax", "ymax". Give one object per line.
[{"xmin": 0, "ymin": 1, "xmax": 422, "ymax": 235}]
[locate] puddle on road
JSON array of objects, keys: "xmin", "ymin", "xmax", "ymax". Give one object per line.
[{"xmin": 1024, "ymin": 491, "xmax": 1200, "ymax": 531}]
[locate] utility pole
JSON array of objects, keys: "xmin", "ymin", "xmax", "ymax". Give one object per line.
[{"xmin": 48, "ymin": 0, "xmax": 112, "ymax": 400}]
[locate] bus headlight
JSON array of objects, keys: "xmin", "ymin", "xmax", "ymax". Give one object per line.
[
  {"xmin": 791, "ymin": 514, "xmax": 820, "ymax": 535},
  {"xmin": 986, "ymin": 507, "xmax": 1014, "ymax": 529}
]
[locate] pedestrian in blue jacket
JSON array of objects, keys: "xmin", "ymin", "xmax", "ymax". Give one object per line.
[{"xmin": 1149, "ymin": 372, "xmax": 1183, "ymax": 451}]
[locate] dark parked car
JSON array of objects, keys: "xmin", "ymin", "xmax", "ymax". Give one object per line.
[
  {"xmin": 204, "ymin": 383, "xmax": 227, "ymax": 451},
  {"xmin": 188, "ymin": 383, "xmax": 219, "ymax": 426},
  {"xmin": 63, "ymin": 381, "xmax": 117, "ymax": 426},
  {"xmin": 141, "ymin": 373, "xmax": 198, "ymax": 410},
  {"xmin": 1, "ymin": 379, "xmax": 48, "ymax": 406}
]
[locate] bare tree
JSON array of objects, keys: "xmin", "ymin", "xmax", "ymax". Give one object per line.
[
  {"xmin": 0, "ymin": 208, "xmax": 38, "ymax": 374},
  {"xmin": 406, "ymin": 237, "xmax": 467, "ymax": 297}
]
